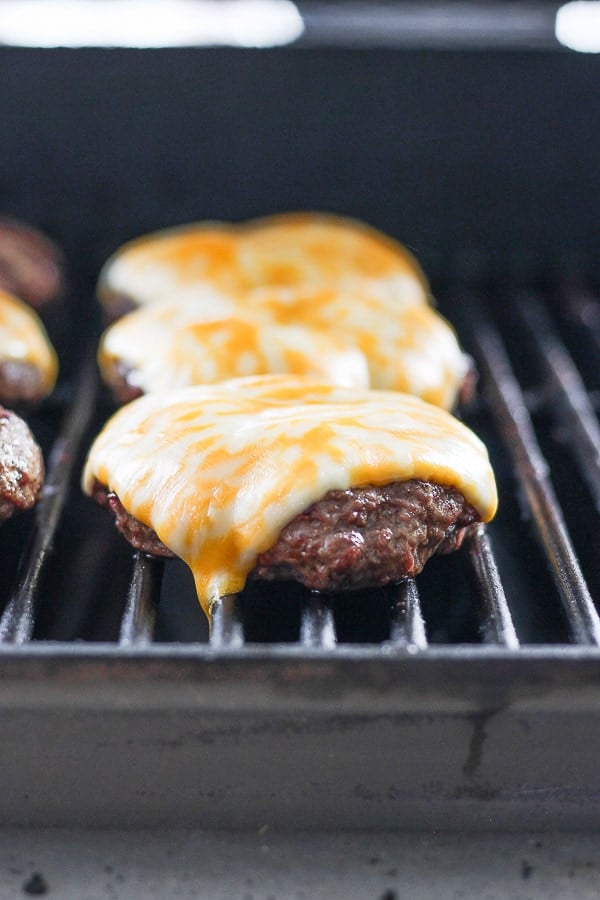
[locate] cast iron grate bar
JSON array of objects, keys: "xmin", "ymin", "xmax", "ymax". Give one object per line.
[
  {"xmin": 210, "ymin": 593, "xmax": 244, "ymax": 648},
  {"xmin": 517, "ymin": 291, "xmax": 600, "ymax": 515},
  {"xmin": 0, "ymin": 359, "xmax": 98, "ymax": 644},
  {"xmin": 119, "ymin": 553, "xmax": 163, "ymax": 646},
  {"xmin": 300, "ymin": 591, "xmax": 337, "ymax": 648},
  {"xmin": 466, "ymin": 524, "xmax": 519, "ymax": 647},
  {"xmin": 450, "ymin": 365, "xmax": 516, "ymax": 647},
  {"xmin": 388, "ymin": 579, "xmax": 427, "ymax": 648},
  {"xmin": 470, "ymin": 307, "xmax": 600, "ymax": 646}
]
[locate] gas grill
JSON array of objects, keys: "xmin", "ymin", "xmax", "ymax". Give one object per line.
[{"xmin": 1, "ymin": 5, "xmax": 600, "ymax": 833}]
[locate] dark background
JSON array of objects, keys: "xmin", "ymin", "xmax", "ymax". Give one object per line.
[{"xmin": 0, "ymin": 45, "xmax": 598, "ymax": 287}]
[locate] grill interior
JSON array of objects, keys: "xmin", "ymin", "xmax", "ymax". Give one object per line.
[{"xmin": 3, "ymin": 273, "xmax": 600, "ymax": 655}]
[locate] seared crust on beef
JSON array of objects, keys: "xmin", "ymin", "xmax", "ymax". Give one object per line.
[
  {"xmin": 100, "ymin": 359, "xmax": 143, "ymax": 404},
  {"xmin": 92, "ymin": 479, "xmax": 479, "ymax": 588},
  {"xmin": 92, "ymin": 482, "xmax": 175, "ymax": 557},
  {"xmin": 253, "ymin": 481, "xmax": 478, "ymax": 590},
  {"xmin": 102, "ymin": 293, "xmax": 137, "ymax": 323},
  {"xmin": 0, "ymin": 406, "xmax": 44, "ymax": 521},
  {"xmin": 0, "ymin": 216, "xmax": 64, "ymax": 308}
]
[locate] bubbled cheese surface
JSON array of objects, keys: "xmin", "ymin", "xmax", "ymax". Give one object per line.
[
  {"xmin": 97, "ymin": 213, "xmax": 468, "ymax": 409},
  {"xmin": 99, "ymin": 295, "xmax": 370, "ymax": 393},
  {"xmin": 0, "ymin": 288, "xmax": 58, "ymax": 393},
  {"xmin": 82, "ymin": 376, "xmax": 498, "ymax": 613},
  {"xmin": 98, "ymin": 212, "xmax": 429, "ymax": 310},
  {"xmin": 98, "ymin": 290, "xmax": 466, "ymax": 406}
]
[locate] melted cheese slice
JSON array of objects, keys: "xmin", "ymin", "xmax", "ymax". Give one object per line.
[
  {"xmin": 99, "ymin": 296, "xmax": 370, "ymax": 393},
  {"xmin": 97, "ymin": 212, "xmax": 430, "ymax": 311},
  {"xmin": 251, "ymin": 285, "xmax": 468, "ymax": 406},
  {"xmin": 82, "ymin": 376, "xmax": 498, "ymax": 614},
  {"xmin": 98, "ymin": 291, "xmax": 466, "ymax": 406},
  {"xmin": 97, "ymin": 212, "xmax": 468, "ymax": 408},
  {"xmin": 0, "ymin": 288, "xmax": 58, "ymax": 394}
]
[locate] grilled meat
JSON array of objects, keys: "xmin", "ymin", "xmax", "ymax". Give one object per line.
[
  {"xmin": 252, "ymin": 481, "xmax": 478, "ymax": 591},
  {"xmin": 82, "ymin": 376, "xmax": 497, "ymax": 613},
  {"xmin": 94, "ymin": 479, "xmax": 479, "ymax": 590},
  {"xmin": 0, "ymin": 216, "xmax": 64, "ymax": 308},
  {"xmin": 0, "ymin": 288, "xmax": 58, "ymax": 405},
  {"xmin": 93, "ymin": 481, "xmax": 174, "ymax": 558},
  {"xmin": 0, "ymin": 406, "xmax": 44, "ymax": 521},
  {"xmin": 95, "ymin": 214, "xmax": 468, "ymax": 410}
]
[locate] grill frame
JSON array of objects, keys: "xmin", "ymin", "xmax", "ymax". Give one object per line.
[{"xmin": 2, "ymin": 642, "xmax": 600, "ymax": 829}]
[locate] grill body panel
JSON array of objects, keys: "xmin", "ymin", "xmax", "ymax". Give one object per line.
[{"xmin": 4, "ymin": 648, "xmax": 600, "ymax": 829}]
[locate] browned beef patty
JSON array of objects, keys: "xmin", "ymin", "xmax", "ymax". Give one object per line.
[
  {"xmin": 252, "ymin": 481, "xmax": 477, "ymax": 590},
  {"xmin": 102, "ymin": 293, "xmax": 137, "ymax": 323},
  {"xmin": 0, "ymin": 360, "xmax": 48, "ymax": 406},
  {"xmin": 93, "ymin": 479, "xmax": 479, "ymax": 590},
  {"xmin": 93, "ymin": 482, "xmax": 175, "ymax": 557},
  {"xmin": 101, "ymin": 360, "xmax": 143, "ymax": 404},
  {"xmin": 0, "ymin": 216, "xmax": 64, "ymax": 308},
  {"xmin": 0, "ymin": 406, "xmax": 44, "ymax": 521}
]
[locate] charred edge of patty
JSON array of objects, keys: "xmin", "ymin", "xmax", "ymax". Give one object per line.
[
  {"xmin": 101, "ymin": 292, "xmax": 138, "ymax": 323},
  {"xmin": 0, "ymin": 217, "xmax": 65, "ymax": 308},
  {"xmin": 92, "ymin": 482, "xmax": 175, "ymax": 557},
  {"xmin": 252, "ymin": 480, "xmax": 478, "ymax": 591},
  {"xmin": 0, "ymin": 360, "xmax": 48, "ymax": 407},
  {"xmin": 100, "ymin": 359, "xmax": 144, "ymax": 405},
  {"xmin": 0, "ymin": 406, "xmax": 44, "ymax": 522},
  {"xmin": 92, "ymin": 479, "xmax": 480, "ymax": 590}
]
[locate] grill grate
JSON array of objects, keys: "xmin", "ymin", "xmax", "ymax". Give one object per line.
[
  {"xmin": 465, "ymin": 525, "xmax": 518, "ymax": 648},
  {"xmin": 467, "ymin": 298, "xmax": 600, "ymax": 646},
  {"xmin": 388, "ymin": 579, "xmax": 428, "ymax": 649},
  {"xmin": 119, "ymin": 554, "xmax": 162, "ymax": 647},
  {"xmin": 0, "ymin": 359, "xmax": 99, "ymax": 645},
  {"xmin": 2, "ymin": 282, "xmax": 600, "ymax": 653}
]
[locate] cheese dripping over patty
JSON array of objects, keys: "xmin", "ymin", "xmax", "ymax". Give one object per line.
[{"xmin": 82, "ymin": 376, "xmax": 498, "ymax": 615}]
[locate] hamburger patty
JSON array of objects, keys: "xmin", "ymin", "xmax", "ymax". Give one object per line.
[
  {"xmin": 93, "ymin": 479, "xmax": 479, "ymax": 591},
  {"xmin": 0, "ymin": 217, "xmax": 64, "ymax": 308},
  {"xmin": 0, "ymin": 406, "xmax": 44, "ymax": 521},
  {"xmin": 0, "ymin": 360, "xmax": 48, "ymax": 406},
  {"xmin": 101, "ymin": 360, "xmax": 143, "ymax": 404}
]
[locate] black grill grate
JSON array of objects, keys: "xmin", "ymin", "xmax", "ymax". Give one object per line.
[
  {"xmin": 466, "ymin": 295, "xmax": 600, "ymax": 646},
  {"xmin": 2, "ymin": 282, "xmax": 600, "ymax": 653}
]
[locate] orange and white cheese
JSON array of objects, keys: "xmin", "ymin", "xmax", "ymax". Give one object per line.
[
  {"xmin": 97, "ymin": 290, "xmax": 467, "ymax": 405},
  {"xmin": 82, "ymin": 376, "xmax": 498, "ymax": 614},
  {"xmin": 0, "ymin": 287, "xmax": 58, "ymax": 395},
  {"xmin": 97, "ymin": 212, "xmax": 468, "ymax": 407},
  {"xmin": 250, "ymin": 284, "xmax": 468, "ymax": 407},
  {"xmin": 98, "ymin": 295, "xmax": 370, "ymax": 394},
  {"xmin": 97, "ymin": 212, "xmax": 430, "ymax": 312}
]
